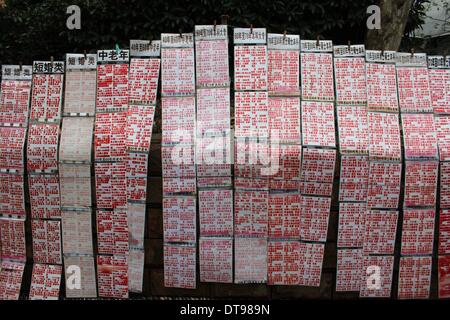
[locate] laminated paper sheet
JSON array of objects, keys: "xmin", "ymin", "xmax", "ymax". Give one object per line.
[
  {"xmin": 0, "ymin": 261, "xmax": 25, "ymax": 300},
  {"xmin": 161, "ymin": 96, "xmax": 196, "ymax": 145},
  {"xmin": 128, "ymin": 202, "xmax": 146, "ymax": 249},
  {"xmin": 0, "ymin": 80, "xmax": 31, "ymax": 125},
  {"xmin": 368, "ymin": 112, "xmax": 402, "ymax": 161},
  {"xmin": 163, "ymin": 177, "xmax": 197, "ymax": 195},
  {"xmin": 439, "ymin": 209, "xmax": 450, "ymax": 255},
  {"xmin": 336, "ymin": 105, "xmax": 369, "ymax": 154},
  {"xmin": 268, "ymin": 192, "xmax": 301, "ymax": 239},
  {"xmin": 235, "ymin": 91, "xmax": 269, "ymax": 139},
  {"xmin": 199, "ymin": 237, "xmax": 233, "ymax": 283},
  {"xmin": 435, "ymin": 116, "xmax": 450, "ymax": 161},
  {"xmin": 300, "ymin": 196, "xmax": 331, "ymax": 242},
  {"xmin": 267, "ymin": 240, "xmax": 301, "ymax": 285},
  {"xmin": 438, "ymin": 255, "xmax": 450, "ymax": 298},
  {"xmin": 234, "ymin": 138, "xmax": 270, "ymax": 181},
  {"xmin": 129, "ymin": 58, "xmax": 160, "ymax": 105},
  {"xmin": 234, "ymin": 237, "xmax": 267, "ymax": 284},
  {"xmin": 63, "ymin": 255, "xmax": 97, "ymax": 298},
  {"xmin": 234, "ymin": 45, "xmax": 268, "ymax": 91},
  {"xmin": 360, "ymin": 255, "xmax": 394, "ymax": 298},
  {"xmin": 195, "ymin": 33, "xmax": 229, "ymax": 88},
  {"xmin": 97, "ymin": 209, "xmax": 129, "ymax": 255},
  {"xmin": 59, "ymin": 117, "xmax": 94, "ymax": 162},
  {"xmin": 29, "ymin": 264, "xmax": 62, "ymax": 300},
  {"xmin": 401, "ymin": 208, "xmax": 435, "ymax": 256},
  {"xmin": 398, "ymin": 256, "xmax": 432, "ymax": 299},
  {"xmin": 162, "ymin": 144, "xmax": 195, "ymax": 178},
  {"xmin": 196, "ymin": 87, "xmax": 230, "ymax": 137},
  {"xmin": 404, "ymin": 161, "xmax": 438, "ymax": 207},
  {"xmin": 199, "ymin": 189, "xmax": 233, "ymax": 237},
  {"xmin": 336, "ymin": 248, "xmax": 363, "ymax": 292},
  {"xmin": 367, "ymin": 162, "xmax": 402, "ymax": 209},
  {"xmin": 339, "ymin": 155, "xmax": 369, "ymax": 202},
  {"xmin": 164, "ymin": 244, "xmax": 196, "ymax": 289},
  {"xmin": 28, "ymin": 173, "xmax": 61, "ymax": 219},
  {"xmin": 161, "ymin": 47, "xmax": 195, "ymax": 96},
  {"xmin": 268, "ymin": 48, "xmax": 300, "ymax": 95},
  {"xmin": 396, "ymin": 66, "xmax": 432, "ymax": 113},
  {"xmin": 0, "ymin": 127, "xmax": 26, "ymax": 172},
  {"xmin": 0, "ymin": 218, "xmax": 26, "ymax": 262},
  {"xmin": 94, "ymin": 162, "xmax": 127, "ymax": 209},
  {"xmin": 126, "ymin": 152, "xmax": 148, "ymax": 202},
  {"xmin": 301, "ymin": 100, "xmax": 336, "ymax": 148},
  {"xmin": 297, "ymin": 242, "xmax": 325, "ymax": 287},
  {"xmin": 441, "ymin": 162, "xmax": 450, "ymax": 208},
  {"xmin": 0, "ymin": 173, "xmax": 26, "ymax": 217},
  {"xmin": 401, "ymin": 113, "xmax": 438, "ymax": 160},
  {"xmin": 234, "ymin": 190, "xmax": 269, "ymax": 237},
  {"xmin": 300, "ymin": 148, "xmax": 336, "ymax": 197},
  {"xmin": 63, "ymin": 69, "xmax": 96, "ymax": 115},
  {"xmin": 270, "ymin": 144, "xmax": 301, "ymax": 185},
  {"xmin": 128, "ymin": 248, "xmax": 145, "ymax": 293},
  {"xmin": 337, "ymin": 202, "xmax": 366, "ymax": 248},
  {"xmin": 428, "ymin": 68, "xmax": 450, "ymax": 114},
  {"xmin": 61, "ymin": 209, "xmax": 93, "ymax": 255},
  {"xmin": 97, "ymin": 255, "xmax": 128, "ymax": 298},
  {"xmin": 334, "ymin": 56, "xmax": 366, "ymax": 104},
  {"xmin": 27, "ymin": 123, "xmax": 59, "ymax": 172},
  {"xmin": 163, "ymin": 196, "xmax": 196, "ymax": 243},
  {"xmin": 30, "ymin": 72, "xmax": 64, "ymax": 122},
  {"xmin": 268, "ymin": 97, "xmax": 301, "ymax": 144},
  {"xmin": 126, "ymin": 104, "xmax": 155, "ymax": 152},
  {"xmin": 301, "ymin": 52, "xmax": 334, "ymax": 101},
  {"xmin": 94, "ymin": 111, "xmax": 127, "ymax": 162},
  {"xmin": 31, "ymin": 219, "xmax": 62, "ymax": 264},
  {"xmin": 197, "ymin": 176, "xmax": 232, "ymax": 188},
  {"xmin": 365, "ymin": 62, "xmax": 399, "ymax": 112},
  {"xmin": 363, "ymin": 210, "xmax": 398, "ymax": 255},
  {"xmin": 96, "ymin": 64, "xmax": 129, "ymax": 113},
  {"xmin": 59, "ymin": 163, "xmax": 92, "ymax": 208}
]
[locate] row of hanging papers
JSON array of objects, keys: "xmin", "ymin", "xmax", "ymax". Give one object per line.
[{"xmin": 0, "ymin": 25, "xmax": 449, "ymax": 299}]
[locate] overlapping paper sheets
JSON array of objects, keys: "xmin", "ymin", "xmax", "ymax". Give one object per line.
[
  {"xmin": 31, "ymin": 219, "xmax": 62, "ymax": 264},
  {"xmin": 161, "ymin": 33, "xmax": 197, "ymax": 289},
  {"xmin": 30, "ymin": 61, "xmax": 64, "ymax": 122},
  {"xmin": 64, "ymin": 54, "xmax": 97, "ymax": 115},
  {"xmin": 94, "ymin": 49, "xmax": 130, "ymax": 297},
  {"xmin": 29, "ymin": 263, "xmax": 62, "ymax": 300},
  {"xmin": 0, "ymin": 261, "xmax": 25, "ymax": 300},
  {"xmin": 0, "ymin": 65, "xmax": 32, "ymax": 126},
  {"xmin": 398, "ymin": 256, "xmax": 432, "ymax": 299},
  {"xmin": 336, "ymin": 248, "xmax": 363, "ymax": 292},
  {"xmin": 63, "ymin": 255, "xmax": 97, "ymax": 298},
  {"xmin": 97, "ymin": 254, "xmax": 129, "ymax": 298},
  {"xmin": 199, "ymin": 237, "xmax": 233, "ymax": 283},
  {"xmin": 401, "ymin": 113, "xmax": 438, "ymax": 160},
  {"xmin": 0, "ymin": 218, "xmax": 26, "ymax": 262},
  {"xmin": 400, "ymin": 208, "xmax": 435, "ymax": 256},
  {"xmin": 234, "ymin": 237, "xmax": 267, "ymax": 284},
  {"xmin": 359, "ymin": 255, "xmax": 394, "ymax": 298},
  {"xmin": 163, "ymin": 244, "xmax": 196, "ymax": 289},
  {"xmin": 438, "ymin": 255, "xmax": 450, "ymax": 298}
]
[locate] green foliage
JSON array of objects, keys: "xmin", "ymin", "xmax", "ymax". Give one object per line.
[{"xmin": 0, "ymin": 0, "xmax": 425, "ymax": 64}]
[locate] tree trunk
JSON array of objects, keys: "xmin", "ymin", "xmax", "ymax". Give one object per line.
[{"xmin": 366, "ymin": 0, "xmax": 413, "ymax": 51}]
